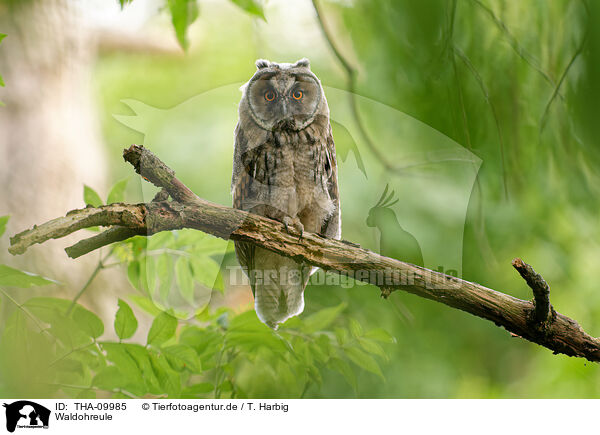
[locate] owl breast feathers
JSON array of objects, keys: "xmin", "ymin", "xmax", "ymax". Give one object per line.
[{"xmin": 231, "ymin": 58, "xmax": 341, "ymax": 329}]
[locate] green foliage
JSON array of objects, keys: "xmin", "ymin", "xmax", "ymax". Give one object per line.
[
  {"xmin": 117, "ymin": 230, "xmax": 228, "ymax": 318},
  {"xmin": 114, "ymin": 299, "xmax": 138, "ymax": 340},
  {"xmin": 0, "ymin": 215, "xmax": 9, "ymax": 238},
  {"xmin": 83, "ymin": 185, "xmax": 103, "ymax": 207},
  {"xmin": 230, "ymin": 0, "xmax": 265, "ymax": 21},
  {"xmin": 0, "ymin": 265, "xmax": 56, "ymax": 287},
  {"xmin": 106, "ymin": 177, "xmax": 129, "ymax": 204},
  {"xmin": 0, "ymin": 288, "xmax": 392, "ymax": 398},
  {"xmin": 167, "ymin": 0, "xmax": 199, "ymax": 51},
  {"xmin": 147, "ymin": 311, "xmax": 178, "ymax": 346},
  {"xmin": 0, "ymin": 197, "xmax": 391, "ymax": 398}
]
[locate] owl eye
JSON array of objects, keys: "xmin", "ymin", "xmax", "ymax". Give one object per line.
[
  {"xmin": 292, "ymin": 89, "xmax": 303, "ymax": 100},
  {"xmin": 264, "ymin": 90, "xmax": 276, "ymax": 102}
]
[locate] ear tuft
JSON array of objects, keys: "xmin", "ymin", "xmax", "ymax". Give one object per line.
[
  {"xmin": 256, "ymin": 59, "xmax": 271, "ymax": 69},
  {"xmin": 293, "ymin": 58, "xmax": 310, "ymax": 68}
]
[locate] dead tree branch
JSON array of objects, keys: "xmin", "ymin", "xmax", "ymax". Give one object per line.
[
  {"xmin": 512, "ymin": 257, "xmax": 552, "ymax": 324},
  {"xmin": 8, "ymin": 145, "xmax": 600, "ymax": 363}
]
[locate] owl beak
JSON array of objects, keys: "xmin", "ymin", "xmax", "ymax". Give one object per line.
[{"xmin": 280, "ymin": 100, "xmax": 289, "ymax": 117}]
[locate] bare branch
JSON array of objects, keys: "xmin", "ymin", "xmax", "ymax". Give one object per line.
[
  {"xmin": 8, "ymin": 204, "xmax": 146, "ymax": 255},
  {"xmin": 512, "ymin": 257, "xmax": 551, "ymax": 324},
  {"xmin": 65, "ymin": 227, "xmax": 144, "ymax": 259},
  {"xmin": 8, "ymin": 145, "xmax": 600, "ymax": 363},
  {"xmin": 123, "ymin": 145, "xmax": 200, "ymax": 204}
]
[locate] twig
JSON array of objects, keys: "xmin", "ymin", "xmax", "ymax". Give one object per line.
[
  {"xmin": 66, "ymin": 228, "xmax": 144, "ymax": 259},
  {"xmin": 7, "ymin": 145, "xmax": 600, "ymax": 362},
  {"xmin": 512, "ymin": 258, "xmax": 551, "ymax": 324},
  {"xmin": 66, "ymin": 184, "xmax": 171, "ymax": 259},
  {"xmin": 0, "ymin": 288, "xmax": 55, "ymax": 338},
  {"xmin": 67, "ymin": 249, "xmax": 114, "ymax": 314},
  {"xmin": 453, "ymin": 46, "xmax": 509, "ymax": 200},
  {"xmin": 470, "ymin": 0, "xmax": 559, "ymax": 90},
  {"xmin": 539, "ymin": 36, "xmax": 587, "ymax": 134},
  {"xmin": 8, "ymin": 203, "xmax": 146, "ymax": 255}
]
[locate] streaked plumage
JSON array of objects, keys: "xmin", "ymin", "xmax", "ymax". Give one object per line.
[{"xmin": 231, "ymin": 58, "xmax": 341, "ymax": 329}]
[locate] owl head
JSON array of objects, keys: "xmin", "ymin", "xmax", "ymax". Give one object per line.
[{"xmin": 240, "ymin": 58, "xmax": 328, "ymax": 132}]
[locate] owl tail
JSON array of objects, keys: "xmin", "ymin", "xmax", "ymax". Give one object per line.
[{"xmin": 249, "ymin": 247, "xmax": 311, "ymax": 330}]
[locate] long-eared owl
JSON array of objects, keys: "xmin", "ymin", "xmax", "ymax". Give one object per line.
[{"xmin": 231, "ymin": 58, "xmax": 341, "ymax": 329}]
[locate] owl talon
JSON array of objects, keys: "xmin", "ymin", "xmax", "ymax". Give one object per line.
[{"xmin": 283, "ymin": 216, "xmax": 304, "ymax": 238}]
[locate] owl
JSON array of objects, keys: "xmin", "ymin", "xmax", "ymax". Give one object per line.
[{"xmin": 231, "ymin": 58, "xmax": 341, "ymax": 329}]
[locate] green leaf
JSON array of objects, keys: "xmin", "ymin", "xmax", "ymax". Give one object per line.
[
  {"xmin": 92, "ymin": 366, "xmax": 127, "ymax": 391},
  {"xmin": 334, "ymin": 327, "xmax": 349, "ymax": 346},
  {"xmin": 53, "ymin": 357, "xmax": 84, "ymax": 375},
  {"xmin": 77, "ymin": 390, "xmax": 96, "ymax": 399},
  {"xmin": 147, "ymin": 231, "xmax": 174, "ymax": 250},
  {"xmin": 175, "ymin": 257, "xmax": 194, "ymax": 303},
  {"xmin": 127, "ymin": 261, "xmax": 140, "ymax": 289},
  {"xmin": 182, "ymin": 382, "xmax": 213, "ymax": 395},
  {"xmin": 72, "ymin": 306, "xmax": 105, "ymax": 339},
  {"xmin": 0, "ymin": 264, "xmax": 56, "ymax": 287},
  {"xmin": 25, "ymin": 297, "xmax": 104, "ymax": 339},
  {"xmin": 156, "ymin": 253, "xmax": 173, "ymax": 300},
  {"xmin": 302, "ymin": 303, "xmax": 346, "ymax": 333},
  {"xmin": 149, "ymin": 352, "xmax": 181, "ymax": 397},
  {"xmin": 230, "ymin": 0, "xmax": 265, "ymax": 20},
  {"xmin": 168, "ymin": 0, "xmax": 199, "ymax": 51},
  {"xmin": 114, "ymin": 299, "xmax": 138, "ymax": 340},
  {"xmin": 123, "ymin": 344, "xmax": 162, "ymax": 394},
  {"xmin": 345, "ymin": 347, "xmax": 384, "ymax": 380},
  {"xmin": 162, "ymin": 344, "xmax": 201, "ymax": 372},
  {"xmin": 83, "ymin": 185, "xmax": 103, "ymax": 207},
  {"xmin": 141, "ymin": 256, "xmax": 157, "ymax": 295},
  {"xmin": 179, "ymin": 327, "xmax": 222, "ymax": 366},
  {"xmin": 0, "ymin": 73, "xmax": 4, "ymax": 88},
  {"xmin": 147, "ymin": 311, "xmax": 178, "ymax": 346},
  {"xmin": 0, "ymin": 215, "xmax": 9, "ymax": 237},
  {"xmin": 311, "ymin": 335, "xmax": 331, "ymax": 363},
  {"xmin": 363, "ymin": 328, "xmax": 396, "ymax": 344},
  {"xmin": 329, "ymin": 357, "xmax": 357, "ymax": 391},
  {"xmin": 129, "ymin": 295, "xmax": 162, "ymax": 317},
  {"xmin": 191, "ymin": 235, "xmax": 232, "ymax": 255},
  {"xmin": 99, "ymin": 343, "xmax": 146, "ymax": 395},
  {"xmin": 118, "ymin": 0, "xmax": 134, "ymax": 8},
  {"xmin": 0, "ymin": 34, "xmax": 6, "ymax": 43},
  {"xmin": 349, "ymin": 318, "xmax": 363, "ymax": 338},
  {"xmin": 106, "ymin": 177, "xmax": 129, "ymax": 204},
  {"xmin": 358, "ymin": 338, "xmax": 388, "ymax": 361},
  {"xmin": 189, "ymin": 255, "xmax": 221, "ymax": 289}
]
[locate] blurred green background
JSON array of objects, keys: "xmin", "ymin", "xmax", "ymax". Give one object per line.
[{"xmin": 2, "ymin": 0, "xmax": 600, "ymax": 398}]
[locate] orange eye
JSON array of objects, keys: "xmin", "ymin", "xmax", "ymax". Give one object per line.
[
  {"xmin": 292, "ymin": 89, "xmax": 303, "ymax": 100},
  {"xmin": 264, "ymin": 90, "xmax": 276, "ymax": 101}
]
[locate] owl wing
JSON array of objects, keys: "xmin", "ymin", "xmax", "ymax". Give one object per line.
[
  {"xmin": 232, "ymin": 124, "xmax": 256, "ymax": 270},
  {"xmin": 320, "ymin": 125, "xmax": 341, "ymax": 239}
]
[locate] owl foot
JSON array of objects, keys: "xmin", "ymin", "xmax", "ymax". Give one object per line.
[{"xmin": 283, "ymin": 216, "xmax": 304, "ymax": 239}]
